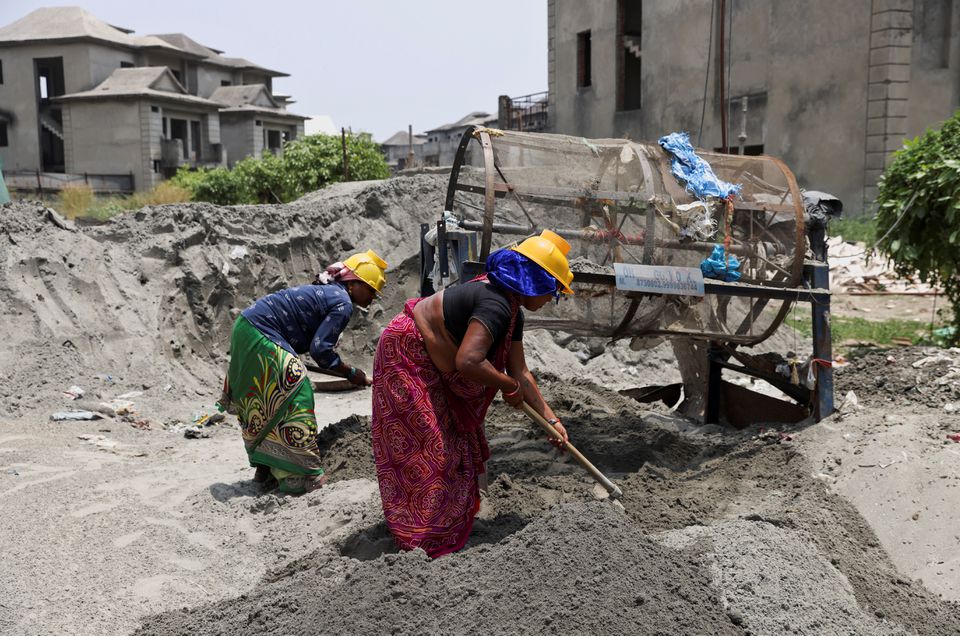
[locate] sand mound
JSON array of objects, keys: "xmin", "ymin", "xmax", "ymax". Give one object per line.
[
  {"xmin": 130, "ymin": 372, "xmax": 959, "ymax": 635},
  {"xmin": 137, "ymin": 503, "xmax": 740, "ymax": 636},
  {"xmin": 0, "ymin": 175, "xmax": 445, "ymax": 420},
  {"xmin": 662, "ymin": 520, "xmax": 908, "ymax": 635}
]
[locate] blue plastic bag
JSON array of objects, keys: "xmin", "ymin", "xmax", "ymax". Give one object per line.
[
  {"xmin": 658, "ymin": 132, "xmax": 741, "ymax": 200},
  {"xmin": 700, "ymin": 244, "xmax": 741, "ymax": 282}
]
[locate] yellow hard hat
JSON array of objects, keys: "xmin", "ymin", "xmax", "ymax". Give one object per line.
[
  {"xmin": 343, "ymin": 249, "xmax": 388, "ymax": 293},
  {"xmin": 512, "ymin": 230, "xmax": 575, "ymax": 295}
]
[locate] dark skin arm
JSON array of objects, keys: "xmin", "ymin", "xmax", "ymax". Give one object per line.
[
  {"xmin": 455, "ymin": 320, "xmax": 568, "ymax": 447},
  {"xmin": 332, "ymin": 361, "xmax": 372, "ymax": 386},
  {"xmin": 506, "ymin": 340, "xmax": 569, "ymax": 447}
]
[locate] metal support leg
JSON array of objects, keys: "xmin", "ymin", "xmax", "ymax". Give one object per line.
[
  {"xmin": 705, "ymin": 342, "xmax": 723, "ymax": 424},
  {"xmin": 419, "ymin": 224, "xmax": 435, "ymax": 297},
  {"xmin": 809, "ymin": 262, "xmax": 834, "ymax": 420}
]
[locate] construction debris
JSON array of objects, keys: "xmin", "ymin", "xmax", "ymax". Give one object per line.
[
  {"xmin": 50, "ymin": 410, "xmax": 103, "ymax": 421},
  {"xmin": 828, "ymin": 236, "xmax": 941, "ymax": 295}
]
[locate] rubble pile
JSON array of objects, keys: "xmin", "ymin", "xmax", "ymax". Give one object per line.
[{"xmin": 828, "ymin": 236, "xmax": 939, "ymax": 295}]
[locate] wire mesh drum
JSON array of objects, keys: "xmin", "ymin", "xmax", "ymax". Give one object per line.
[{"xmin": 441, "ymin": 127, "xmax": 806, "ymax": 346}]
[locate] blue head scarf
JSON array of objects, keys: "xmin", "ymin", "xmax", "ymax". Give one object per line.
[{"xmin": 486, "ymin": 249, "xmax": 559, "ymax": 297}]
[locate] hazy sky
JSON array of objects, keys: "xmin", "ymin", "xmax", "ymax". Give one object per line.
[{"xmin": 0, "ymin": 1, "xmax": 548, "ymax": 141}]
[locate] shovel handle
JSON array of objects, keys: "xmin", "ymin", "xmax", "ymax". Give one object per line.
[{"xmin": 520, "ymin": 402, "xmax": 623, "ymax": 500}]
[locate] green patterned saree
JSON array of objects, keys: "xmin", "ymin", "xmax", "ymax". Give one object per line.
[{"xmin": 219, "ymin": 315, "xmax": 324, "ymax": 494}]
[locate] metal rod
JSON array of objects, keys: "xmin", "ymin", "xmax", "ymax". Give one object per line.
[
  {"xmin": 706, "ymin": 342, "xmax": 723, "ymax": 423},
  {"xmin": 810, "ymin": 261, "xmax": 834, "ymax": 420},
  {"xmin": 458, "ymin": 219, "xmax": 774, "ymax": 258},
  {"xmin": 738, "ymin": 95, "xmax": 748, "ymax": 155},
  {"xmin": 719, "ymin": 0, "xmax": 728, "ymax": 152},
  {"xmin": 437, "ymin": 219, "xmax": 448, "ymax": 280},
  {"xmin": 341, "ymin": 127, "xmax": 350, "ymax": 181}
]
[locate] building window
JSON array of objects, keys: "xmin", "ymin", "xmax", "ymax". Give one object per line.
[
  {"xmin": 221, "ymin": 80, "xmax": 232, "ymax": 87},
  {"xmin": 577, "ymin": 30, "xmax": 592, "ymax": 88},
  {"xmin": 617, "ymin": 0, "xmax": 642, "ymax": 110},
  {"xmin": 151, "ymin": 106, "xmax": 159, "ymax": 113},
  {"xmin": 153, "ymin": 159, "xmax": 161, "ymax": 173},
  {"xmin": 0, "ymin": 60, "xmax": 4, "ymax": 84},
  {"xmin": 255, "ymin": 120, "xmax": 262, "ymax": 126},
  {"xmin": 121, "ymin": 61, "xmax": 134, "ymax": 68},
  {"xmin": 0, "ymin": 122, "xmax": 8, "ymax": 147},
  {"xmin": 267, "ymin": 130, "xmax": 282, "ymax": 150}
]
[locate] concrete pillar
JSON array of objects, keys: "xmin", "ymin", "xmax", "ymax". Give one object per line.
[{"xmin": 863, "ymin": 0, "xmax": 914, "ymax": 209}]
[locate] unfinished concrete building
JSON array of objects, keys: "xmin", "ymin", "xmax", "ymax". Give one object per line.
[
  {"xmin": 547, "ymin": 0, "xmax": 960, "ymax": 214},
  {"xmin": 0, "ymin": 6, "xmax": 306, "ymax": 191},
  {"xmin": 57, "ymin": 67, "xmax": 222, "ymax": 190},
  {"xmin": 210, "ymin": 84, "xmax": 306, "ymax": 165},
  {"xmin": 423, "ymin": 111, "xmax": 497, "ymax": 166}
]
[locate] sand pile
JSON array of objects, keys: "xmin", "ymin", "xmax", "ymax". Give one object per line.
[
  {"xmin": 138, "ymin": 503, "xmax": 739, "ymax": 636},
  {"xmin": 0, "ymin": 175, "xmax": 446, "ymax": 421},
  {"xmin": 132, "ymin": 374, "xmax": 959, "ymax": 635}
]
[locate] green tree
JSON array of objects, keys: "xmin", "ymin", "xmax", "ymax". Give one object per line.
[
  {"xmin": 170, "ymin": 133, "xmax": 390, "ymax": 206},
  {"xmin": 875, "ymin": 110, "xmax": 960, "ymax": 344},
  {"xmin": 234, "ymin": 152, "xmax": 291, "ymax": 204}
]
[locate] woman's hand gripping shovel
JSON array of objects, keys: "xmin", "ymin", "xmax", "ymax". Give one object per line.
[{"xmin": 519, "ymin": 401, "xmax": 624, "ymax": 508}]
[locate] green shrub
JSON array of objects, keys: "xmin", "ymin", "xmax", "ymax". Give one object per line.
[
  {"xmin": 234, "ymin": 152, "xmax": 291, "ymax": 203},
  {"xmin": 875, "ymin": 110, "xmax": 960, "ymax": 345},
  {"xmin": 339, "ymin": 133, "xmax": 391, "ymax": 182},
  {"xmin": 185, "ymin": 166, "xmax": 248, "ymax": 205},
  {"xmin": 169, "ymin": 165, "xmax": 207, "ymax": 193},
  {"xmin": 169, "ymin": 133, "xmax": 390, "ymax": 206}
]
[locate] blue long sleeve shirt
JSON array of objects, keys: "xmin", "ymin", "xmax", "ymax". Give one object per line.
[{"xmin": 241, "ymin": 283, "xmax": 353, "ymax": 369}]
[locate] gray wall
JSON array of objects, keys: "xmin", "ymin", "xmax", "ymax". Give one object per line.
[
  {"xmin": 219, "ymin": 113, "xmax": 256, "ymax": 165},
  {"xmin": 196, "ymin": 64, "xmax": 235, "ymax": 98},
  {"xmin": 424, "ymin": 127, "xmax": 477, "ymax": 166},
  {"xmin": 88, "ymin": 43, "xmax": 134, "ymax": 87},
  {"xmin": 906, "ymin": 0, "xmax": 960, "ymax": 136},
  {"xmin": 548, "ymin": 0, "xmax": 960, "ymax": 215},
  {"xmin": 62, "ymin": 99, "xmax": 143, "ymax": 186}
]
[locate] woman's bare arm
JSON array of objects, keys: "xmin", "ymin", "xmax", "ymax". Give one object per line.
[{"xmin": 506, "ymin": 341, "xmax": 568, "ymax": 444}]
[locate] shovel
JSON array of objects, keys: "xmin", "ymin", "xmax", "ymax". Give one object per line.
[{"xmin": 520, "ymin": 401, "xmax": 623, "ymax": 500}]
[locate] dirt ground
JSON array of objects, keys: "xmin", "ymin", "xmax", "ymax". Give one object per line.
[{"xmin": 2, "ymin": 179, "xmax": 960, "ymax": 635}]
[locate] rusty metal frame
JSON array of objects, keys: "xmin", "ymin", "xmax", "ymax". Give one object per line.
[{"xmin": 439, "ymin": 126, "xmax": 811, "ymax": 344}]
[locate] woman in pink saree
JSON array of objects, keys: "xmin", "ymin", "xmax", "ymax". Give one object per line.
[{"xmin": 371, "ymin": 231, "xmax": 575, "ymax": 557}]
